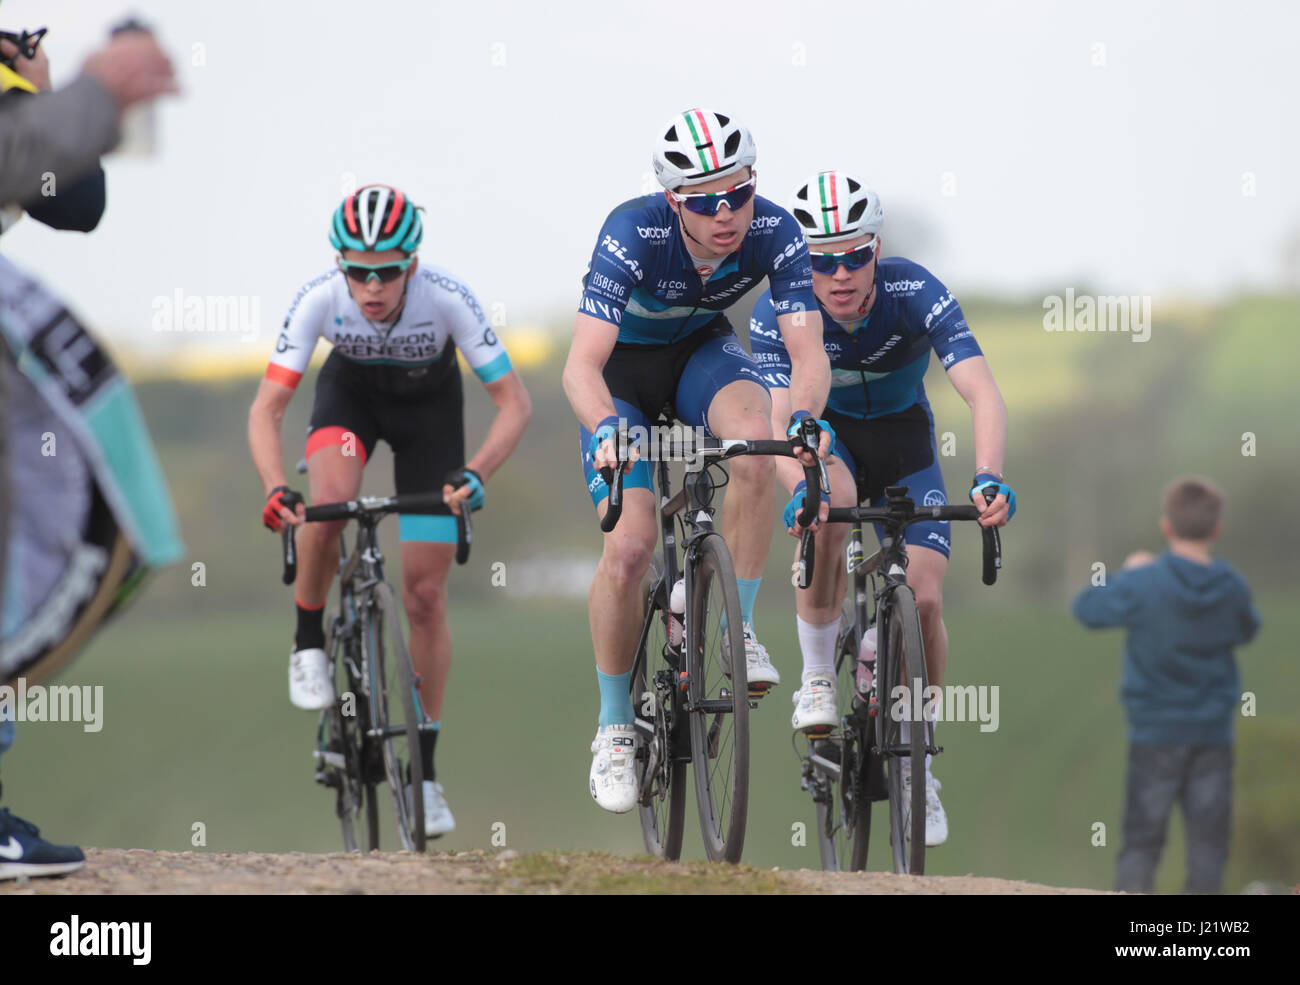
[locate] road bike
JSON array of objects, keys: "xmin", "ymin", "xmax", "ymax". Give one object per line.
[
  {"xmin": 602, "ymin": 418, "xmax": 823, "ymax": 863},
  {"xmin": 796, "ymin": 484, "xmax": 1001, "ymax": 874},
  {"xmin": 279, "ymin": 479, "xmax": 472, "ymax": 852}
]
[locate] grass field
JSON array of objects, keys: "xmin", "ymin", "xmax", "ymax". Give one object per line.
[{"xmin": 6, "ymin": 590, "xmax": 1293, "ymax": 894}]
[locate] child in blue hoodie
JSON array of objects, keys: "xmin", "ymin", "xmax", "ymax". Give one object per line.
[{"xmin": 1073, "ymin": 476, "xmax": 1260, "ymax": 894}]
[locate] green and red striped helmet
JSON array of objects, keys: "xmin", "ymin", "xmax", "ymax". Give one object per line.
[
  {"xmin": 789, "ymin": 170, "xmax": 884, "ymax": 246},
  {"xmin": 329, "ymin": 184, "xmax": 423, "ymax": 254},
  {"xmin": 653, "ymin": 109, "xmax": 757, "ymax": 191}
]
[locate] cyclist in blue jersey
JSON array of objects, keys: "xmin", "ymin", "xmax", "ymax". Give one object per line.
[
  {"xmin": 752, "ymin": 171, "xmax": 1015, "ymax": 846},
  {"xmin": 563, "ymin": 109, "xmax": 832, "ymax": 814}
]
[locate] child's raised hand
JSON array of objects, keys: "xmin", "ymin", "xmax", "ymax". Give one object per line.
[{"xmin": 1122, "ymin": 550, "xmax": 1156, "ymax": 570}]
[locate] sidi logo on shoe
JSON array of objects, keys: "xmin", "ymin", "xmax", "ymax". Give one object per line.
[{"xmin": 49, "ymin": 915, "xmax": 152, "ymax": 965}]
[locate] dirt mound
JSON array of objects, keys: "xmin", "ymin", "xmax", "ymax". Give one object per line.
[{"xmin": 1, "ymin": 848, "xmax": 1108, "ymax": 895}]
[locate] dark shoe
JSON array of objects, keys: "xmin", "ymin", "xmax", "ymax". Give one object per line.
[{"xmin": 0, "ymin": 807, "xmax": 86, "ymax": 879}]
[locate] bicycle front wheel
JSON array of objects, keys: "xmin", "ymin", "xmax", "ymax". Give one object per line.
[
  {"xmin": 634, "ymin": 561, "xmax": 687, "ymax": 860},
  {"xmin": 882, "ymin": 587, "xmax": 927, "ymax": 874},
  {"xmin": 367, "ymin": 581, "xmax": 426, "ymax": 852},
  {"xmin": 318, "ymin": 611, "xmax": 366, "ymax": 852},
  {"xmin": 815, "ymin": 622, "xmax": 872, "ymax": 872},
  {"xmin": 687, "ymin": 534, "xmax": 750, "ymax": 863}
]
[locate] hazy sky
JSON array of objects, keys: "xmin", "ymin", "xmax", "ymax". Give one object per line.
[{"xmin": 3, "ymin": 0, "xmax": 1297, "ymax": 359}]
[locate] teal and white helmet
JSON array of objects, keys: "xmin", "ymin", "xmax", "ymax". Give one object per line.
[
  {"xmin": 789, "ymin": 171, "xmax": 883, "ymax": 246},
  {"xmin": 653, "ymin": 109, "xmax": 757, "ymax": 190},
  {"xmin": 329, "ymin": 184, "xmax": 423, "ymax": 254}
]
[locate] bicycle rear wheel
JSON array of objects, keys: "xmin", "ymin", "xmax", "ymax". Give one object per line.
[
  {"xmin": 882, "ymin": 587, "xmax": 927, "ymax": 874},
  {"xmin": 634, "ymin": 561, "xmax": 686, "ymax": 860},
  {"xmin": 687, "ymin": 534, "xmax": 750, "ymax": 863},
  {"xmin": 367, "ymin": 581, "xmax": 426, "ymax": 852}
]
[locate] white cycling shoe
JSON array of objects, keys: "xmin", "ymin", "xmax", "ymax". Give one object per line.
[
  {"xmin": 289, "ymin": 647, "xmax": 334, "ymax": 710},
  {"xmin": 589, "ymin": 724, "xmax": 638, "ymax": 814},
  {"xmin": 406, "ymin": 780, "xmax": 456, "ymax": 838},
  {"xmin": 720, "ymin": 623, "xmax": 781, "ymax": 691},
  {"xmin": 792, "ymin": 676, "xmax": 837, "ymax": 734},
  {"xmin": 900, "ymin": 766, "xmax": 949, "ymax": 847}
]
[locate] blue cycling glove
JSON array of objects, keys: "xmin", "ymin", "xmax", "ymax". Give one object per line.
[
  {"xmin": 783, "ymin": 480, "xmax": 830, "ymax": 529},
  {"xmin": 446, "ymin": 467, "xmax": 485, "ymax": 511},
  {"xmin": 786, "ymin": 410, "xmax": 836, "ymax": 453},
  {"xmin": 588, "ymin": 415, "xmax": 621, "ymax": 460},
  {"xmin": 969, "ymin": 472, "xmax": 1016, "ymax": 520}
]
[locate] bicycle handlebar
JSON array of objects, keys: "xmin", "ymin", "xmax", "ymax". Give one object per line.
[
  {"xmin": 596, "ymin": 432, "xmax": 823, "ymax": 566},
  {"xmin": 820, "ymin": 486, "xmax": 1003, "ymax": 586},
  {"xmin": 279, "ymin": 491, "xmax": 476, "ymax": 584}
]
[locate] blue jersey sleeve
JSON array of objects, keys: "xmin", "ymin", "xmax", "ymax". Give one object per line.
[
  {"xmin": 762, "ymin": 209, "xmax": 819, "ymax": 321},
  {"xmin": 902, "ymin": 264, "xmax": 983, "ymax": 370},
  {"xmin": 577, "ymin": 205, "xmax": 648, "ymax": 328},
  {"xmin": 747, "ymin": 290, "xmax": 791, "ymax": 389}
]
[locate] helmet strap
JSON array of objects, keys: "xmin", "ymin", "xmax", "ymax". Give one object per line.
[{"xmin": 857, "ymin": 263, "xmax": 879, "ymax": 318}]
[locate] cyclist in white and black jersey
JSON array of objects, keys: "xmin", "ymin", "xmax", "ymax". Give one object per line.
[{"xmin": 248, "ymin": 185, "xmax": 532, "ymax": 838}]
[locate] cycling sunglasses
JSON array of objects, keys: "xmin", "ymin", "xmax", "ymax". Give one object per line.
[
  {"xmin": 337, "ymin": 257, "xmax": 414, "ymax": 284},
  {"xmin": 669, "ymin": 173, "xmax": 758, "ymax": 216},
  {"xmin": 808, "ymin": 237, "xmax": 878, "ymax": 275}
]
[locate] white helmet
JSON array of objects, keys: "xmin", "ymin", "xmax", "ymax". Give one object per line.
[
  {"xmin": 652, "ymin": 109, "xmax": 757, "ymax": 190},
  {"xmin": 789, "ymin": 170, "xmax": 883, "ymax": 246}
]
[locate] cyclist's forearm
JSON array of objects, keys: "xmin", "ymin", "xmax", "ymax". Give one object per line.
[
  {"xmin": 561, "ymin": 358, "xmax": 617, "ymax": 434},
  {"xmin": 969, "ymin": 389, "xmax": 1008, "ymax": 477},
  {"xmin": 248, "ymin": 401, "xmax": 290, "ymax": 494},
  {"xmin": 787, "ymin": 348, "xmax": 830, "ymax": 419},
  {"xmin": 466, "ymin": 375, "xmax": 532, "ymax": 482}
]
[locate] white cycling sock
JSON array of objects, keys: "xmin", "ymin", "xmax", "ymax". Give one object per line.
[
  {"xmin": 898, "ymin": 720, "xmax": 935, "ymax": 774},
  {"xmin": 797, "ymin": 615, "xmax": 839, "ymax": 681}
]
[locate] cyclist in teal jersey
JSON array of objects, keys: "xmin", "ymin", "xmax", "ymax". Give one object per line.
[
  {"xmin": 758, "ymin": 171, "xmax": 1015, "ymax": 847},
  {"xmin": 564, "ymin": 109, "xmax": 832, "ymax": 814}
]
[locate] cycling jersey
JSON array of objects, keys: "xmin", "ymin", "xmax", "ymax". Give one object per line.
[
  {"xmin": 579, "ymin": 193, "xmax": 818, "ymax": 345},
  {"xmin": 750, "ymin": 257, "xmax": 982, "ymax": 420},
  {"xmin": 265, "ymin": 264, "xmax": 512, "ymax": 396}
]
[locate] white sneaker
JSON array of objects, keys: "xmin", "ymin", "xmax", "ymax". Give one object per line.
[
  {"xmin": 720, "ymin": 622, "xmax": 781, "ymax": 689},
  {"xmin": 924, "ymin": 774, "xmax": 948, "ymax": 846},
  {"xmin": 289, "ymin": 647, "xmax": 334, "ymax": 710},
  {"xmin": 900, "ymin": 765, "xmax": 949, "ymax": 848},
  {"xmin": 406, "ymin": 780, "xmax": 456, "ymax": 838},
  {"xmin": 792, "ymin": 676, "xmax": 837, "ymax": 733},
  {"xmin": 589, "ymin": 725, "xmax": 638, "ymax": 814}
]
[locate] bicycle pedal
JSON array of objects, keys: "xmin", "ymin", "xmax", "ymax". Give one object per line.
[
  {"xmin": 801, "ymin": 725, "xmax": 833, "ymax": 738},
  {"xmin": 747, "ymin": 683, "xmax": 772, "ymax": 698},
  {"xmin": 678, "ymin": 671, "xmax": 690, "ymax": 693}
]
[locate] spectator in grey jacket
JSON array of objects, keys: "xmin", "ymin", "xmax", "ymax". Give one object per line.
[
  {"xmin": 0, "ymin": 27, "xmax": 175, "ymax": 881},
  {"xmin": 0, "ymin": 30, "xmax": 176, "ymax": 205}
]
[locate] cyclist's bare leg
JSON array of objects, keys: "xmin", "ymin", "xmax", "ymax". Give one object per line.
[
  {"xmin": 707, "ymin": 379, "xmax": 775, "ymax": 580},
  {"xmin": 590, "ymin": 487, "xmax": 658, "ymax": 675},
  {"xmin": 400, "ymin": 541, "xmax": 457, "ymax": 721},
  {"xmin": 298, "ymin": 444, "xmax": 365, "ymax": 610},
  {"xmin": 906, "ymin": 545, "xmax": 949, "ymax": 686},
  {"xmin": 792, "ymin": 456, "xmax": 856, "ymax": 625}
]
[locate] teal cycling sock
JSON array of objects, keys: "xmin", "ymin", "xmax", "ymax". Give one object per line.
[
  {"xmin": 597, "ymin": 669, "xmax": 635, "ymax": 727},
  {"xmin": 737, "ymin": 577, "xmax": 762, "ymax": 628}
]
